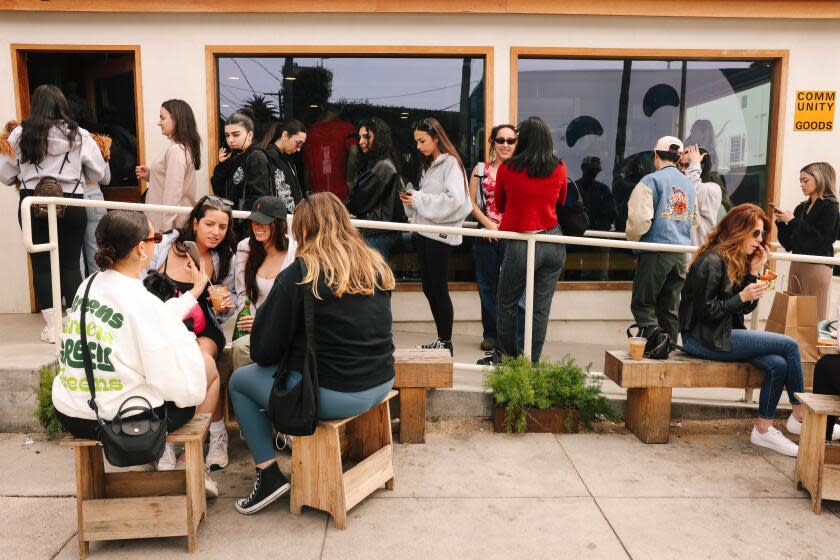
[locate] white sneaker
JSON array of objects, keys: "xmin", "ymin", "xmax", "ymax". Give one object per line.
[
  {"xmin": 751, "ymin": 426, "xmax": 799, "ymax": 457},
  {"xmin": 206, "ymin": 429, "xmax": 229, "ymax": 471},
  {"xmin": 40, "ymin": 326, "xmax": 56, "ymax": 344},
  {"xmin": 786, "ymin": 414, "xmax": 840, "ymax": 440},
  {"xmin": 205, "ymin": 468, "xmax": 219, "ymax": 498},
  {"xmin": 156, "ymin": 444, "xmax": 178, "ymax": 471}
]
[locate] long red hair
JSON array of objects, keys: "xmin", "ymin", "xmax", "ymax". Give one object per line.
[{"xmin": 694, "ymin": 203, "xmax": 771, "ymax": 285}]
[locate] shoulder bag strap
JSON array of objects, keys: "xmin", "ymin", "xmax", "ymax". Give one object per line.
[
  {"xmin": 80, "ymin": 272, "xmax": 102, "ymax": 419},
  {"xmin": 300, "ymin": 261, "xmax": 319, "ymax": 393}
]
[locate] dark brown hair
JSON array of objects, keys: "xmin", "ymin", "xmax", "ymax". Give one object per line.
[
  {"xmin": 175, "ymin": 196, "xmax": 236, "ymax": 283},
  {"xmin": 244, "ymin": 219, "xmax": 288, "ymax": 303},
  {"xmin": 488, "ymin": 123, "xmax": 516, "ymax": 161},
  {"xmin": 20, "ymin": 85, "xmax": 79, "ymax": 164},
  {"xmin": 412, "ymin": 117, "xmax": 466, "ymax": 180},
  {"xmin": 94, "ymin": 210, "xmax": 150, "ymax": 270},
  {"xmin": 258, "ymin": 119, "xmax": 307, "ymax": 150},
  {"xmin": 161, "ymin": 99, "xmax": 202, "ymax": 170}
]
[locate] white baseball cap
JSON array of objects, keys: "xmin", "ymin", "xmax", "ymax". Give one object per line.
[{"xmin": 653, "ymin": 136, "xmax": 684, "ymax": 153}]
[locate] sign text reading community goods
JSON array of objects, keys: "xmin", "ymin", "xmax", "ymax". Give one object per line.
[{"xmin": 794, "ymin": 91, "xmax": 836, "ymax": 131}]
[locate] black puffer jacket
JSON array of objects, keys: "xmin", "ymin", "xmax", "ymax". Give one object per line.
[
  {"xmin": 346, "ymin": 158, "xmax": 406, "ymax": 229},
  {"xmin": 264, "ymin": 144, "xmax": 304, "ymax": 213},
  {"xmin": 776, "ymin": 197, "xmax": 840, "ymax": 259},
  {"xmin": 210, "ymin": 147, "xmax": 271, "ymax": 212},
  {"xmin": 678, "ymin": 251, "xmax": 758, "ymax": 351}
]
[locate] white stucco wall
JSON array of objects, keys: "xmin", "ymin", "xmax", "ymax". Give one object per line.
[{"xmin": 0, "ymin": 12, "xmax": 838, "ymax": 316}]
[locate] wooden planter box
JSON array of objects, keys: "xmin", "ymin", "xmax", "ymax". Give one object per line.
[{"xmin": 493, "ymin": 406, "xmax": 580, "ymax": 434}]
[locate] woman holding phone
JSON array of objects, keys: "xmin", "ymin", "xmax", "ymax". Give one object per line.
[
  {"xmin": 145, "ymin": 195, "xmax": 237, "ymax": 471},
  {"xmin": 679, "ymin": 204, "xmax": 805, "ymax": 456},
  {"xmin": 137, "ymin": 99, "xmax": 201, "ymax": 233},
  {"xmin": 773, "ymin": 162, "xmax": 839, "ymax": 321}
]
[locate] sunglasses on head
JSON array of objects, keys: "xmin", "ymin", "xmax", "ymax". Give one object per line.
[
  {"xmin": 494, "ymin": 137, "xmax": 517, "ymax": 145},
  {"xmin": 412, "ymin": 120, "xmax": 436, "ymax": 135},
  {"xmin": 752, "ymin": 229, "xmax": 769, "ymax": 240},
  {"xmin": 143, "ymin": 233, "xmax": 163, "ymax": 244},
  {"xmin": 203, "ymin": 195, "xmax": 234, "ymax": 208}
]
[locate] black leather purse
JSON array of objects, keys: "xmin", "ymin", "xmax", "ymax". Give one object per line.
[
  {"xmin": 267, "ymin": 262, "xmax": 320, "ymax": 436},
  {"xmin": 556, "ymin": 177, "xmax": 590, "ymax": 237},
  {"xmin": 80, "ymin": 273, "xmax": 168, "ymax": 467}
]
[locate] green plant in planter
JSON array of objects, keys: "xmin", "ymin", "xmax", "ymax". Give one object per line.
[
  {"xmin": 35, "ymin": 364, "xmax": 63, "ymax": 438},
  {"xmin": 487, "ymin": 355, "xmax": 616, "ymax": 433}
]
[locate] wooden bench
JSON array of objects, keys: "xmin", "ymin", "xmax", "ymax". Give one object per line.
[
  {"xmin": 290, "ymin": 390, "xmax": 397, "ymax": 529},
  {"xmin": 604, "ymin": 350, "xmax": 764, "ymax": 444},
  {"xmin": 393, "ymin": 348, "xmax": 453, "ymax": 444},
  {"xmin": 794, "ymin": 392, "xmax": 840, "ymax": 514},
  {"xmin": 60, "ymin": 414, "xmax": 211, "ymax": 558}
]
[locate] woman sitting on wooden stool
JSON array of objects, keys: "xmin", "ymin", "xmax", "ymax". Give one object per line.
[
  {"xmin": 811, "ymin": 355, "xmax": 840, "ymax": 440},
  {"xmin": 229, "ymin": 192, "xmax": 396, "ymax": 515},
  {"xmin": 679, "ymin": 204, "xmax": 805, "ymax": 457}
]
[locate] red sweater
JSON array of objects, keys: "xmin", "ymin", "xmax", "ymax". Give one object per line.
[{"xmin": 496, "ymin": 162, "xmax": 567, "ymax": 232}]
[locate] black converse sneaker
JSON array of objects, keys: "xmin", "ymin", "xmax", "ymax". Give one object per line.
[
  {"xmin": 234, "ymin": 463, "xmax": 291, "ymax": 515},
  {"xmin": 416, "ymin": 338, "xmax": 454, "ymax": 356}
]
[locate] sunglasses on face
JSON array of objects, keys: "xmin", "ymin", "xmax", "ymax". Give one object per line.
[
  {"xmin": 752, "ymin": 229, "xmax": 769, "ymax": 240},
  {"xmin": 143, "ymin": 233, "xmax": 163, "ymax": 244},
  {"xmin": 494, "ymin": 137, "xmax": 517, "ymax": 145}
]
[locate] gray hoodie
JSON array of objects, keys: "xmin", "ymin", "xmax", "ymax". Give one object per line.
[
  {"xmin": 0, "ymin": 124, "xmax": 110, "ymax": 193},
  {"xmin": 405, "ymin": 153, "xmax": 471, "ymax": 246}
]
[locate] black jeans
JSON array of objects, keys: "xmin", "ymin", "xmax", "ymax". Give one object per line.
[
  {"xmin": 814, "ymin": 355, "xmax": 840, "ymax": 440},
  {"xmin": 19, "ymin": 190, "xmax": 87, "ymax": 310},
  {"xmin": 56, "ymin": 402, "xmax": 196, "ymax": 440},
  {"xmin": 630, "ymin": 252, "xmax": 686, "ymax": 342},
  {"xmin": 414, "ymin": 233, "xmax": 454, "ymax": 341},
  {"xmin": 497, "ymin": 225, "xmax": 566, "ymax": 361}
]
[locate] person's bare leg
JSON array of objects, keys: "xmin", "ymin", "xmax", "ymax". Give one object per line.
[
  {"xmin": 196, "ymin": 337, "xmax": 221, "ymax": 418},
  {"xmin": 755, "ymin": 417, "xmax": 773, "ymax": 433},
  {"xmin": 791, "ymin": 403, "xmax": 804, "ymax": 422}
]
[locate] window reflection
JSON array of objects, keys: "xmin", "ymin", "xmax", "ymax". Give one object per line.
[
  {"xmin": 216, "ymin": 55, "xmax": 486, "ymax": 282},
  {"xmin": 518, "ymin": 58, "xmax": 774, "ymax": 281}
]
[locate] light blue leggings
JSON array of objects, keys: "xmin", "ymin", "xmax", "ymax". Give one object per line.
[{"xmin": 229, "ymin": 364, "xmax": 394, "ymax": 464}]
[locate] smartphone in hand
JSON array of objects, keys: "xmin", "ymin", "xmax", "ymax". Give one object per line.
[{"xmin": 183, "ymin": 241, "xmax": 201, "ymax": 267}]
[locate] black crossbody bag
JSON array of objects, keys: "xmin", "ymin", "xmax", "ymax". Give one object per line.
[
  {"xmin": 556, "ymin": 177, "xmax": 590, "ymax": 237},
  {"xmin": 80, "ymin": 273, "xmax": 168, "ymax": 467},
  {"xmin": 267, "ymin": 263, "xmax": 320, "ymax": 436}
]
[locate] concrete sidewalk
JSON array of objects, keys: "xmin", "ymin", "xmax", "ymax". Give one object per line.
[{"xmin": 4, "ymin": 421, "xmax": 840, "ymax": 560}]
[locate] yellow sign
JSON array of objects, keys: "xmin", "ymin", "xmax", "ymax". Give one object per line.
[{"xmin": 794, "ymin": 90, "xmax": 836, "ymax": 131}]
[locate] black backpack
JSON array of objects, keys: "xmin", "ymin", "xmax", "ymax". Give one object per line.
[{"xmin": 626, "ymin": 324, "xmax": 675, "ymax": 360}]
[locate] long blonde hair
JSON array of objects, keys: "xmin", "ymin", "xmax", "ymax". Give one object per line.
[
  {"xmin": 694, "ymin": 203, "xmax": 770, "ymax": 285},
  {"xmin": 801, "ymin": 162, "xmax": 837, "ymax": 201},
  {"xmin": 291, "ymin": 192, "xmax": 395, "ymax": 298}
]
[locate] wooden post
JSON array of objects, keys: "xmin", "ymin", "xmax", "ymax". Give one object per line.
[
  {"xmin": 74, "ymin": 446, "xmax": 105, "ymax": 559},
  {"xmin": 398, "ymin": 388, "xmax": 427, "ymax": 444},
  {"xmin": 625, "ymin": 387, "xmax": 672, "ymax": 444},
  {"xmin": 795, "ymin": 406, "xmax": 828, "ymax": 514}
]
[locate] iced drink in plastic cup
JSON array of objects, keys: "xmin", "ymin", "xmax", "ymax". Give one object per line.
[
  {"xmin": 629, "ymin": 337, "xmax": 647, "ymax": 360},
  {"xmin": 207, "ymin": 285, "xmax": 229, "ymax": 312}
]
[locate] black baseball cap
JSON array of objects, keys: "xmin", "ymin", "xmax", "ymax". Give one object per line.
[{"xmin": 249, "ymin": 196, "xmax": 287, "ymax": 224}]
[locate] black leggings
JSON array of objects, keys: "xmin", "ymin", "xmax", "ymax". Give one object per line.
[
  {"xmin": 18, "ymin": 191, "xmax": 87, "ymax": 310},
  {"xmin": 56, "ymin": 402, "xmax": 196, "ymax": 440},
  {"xmin": 814, "ymin": 355, "xmax": 840, "ymax": 440},
  {"xmin": 414, "ymin": 233, "xmax": 453, "ymax": 340}
]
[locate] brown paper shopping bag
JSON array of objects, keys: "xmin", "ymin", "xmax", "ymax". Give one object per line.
[{"xmin": 765, "ymin": 291, "xmax": 819, "ymax": 361}]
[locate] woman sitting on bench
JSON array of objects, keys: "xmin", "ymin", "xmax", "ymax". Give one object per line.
[
  {"xmin": 229, "ymin": 192, "xmax": 396, "ymax": 515},
  {"xmin": 51, "ymin": 210, "xmax": 220, "ymax": 495},
  {"xmin": 679, "ymin": 203, "xmax": 805, "ymax": 457}
]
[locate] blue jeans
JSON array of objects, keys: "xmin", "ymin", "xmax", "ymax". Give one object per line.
[
  {"xmin": 363, "ymin": 231, "xmax": 401, "ymax": 261},
  {"xmin": 81, "ymin": 186, "xmax": 107, "ymax": 275},
  {"xmin": 229, "ymin": 364, "xmax": 394, "ymax": 464},
  {"xmin": 681, "ymin": 330, "xmax": 804, "ymax": 419},
  {"xmin": 474, "ymin": 237, "xmax": 525, "ymax": 344}
]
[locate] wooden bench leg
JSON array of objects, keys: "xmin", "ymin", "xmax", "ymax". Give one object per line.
[
  {"xmin": 74, "ymin": 446, "xmax": 105, "ymax": 560},
  {"xmin": 796, "ymin": 407, "xmax": 828, "ymax": 514},
  {"xmin": 625, "ymin": 387, "xmax": 672, "ymax": 444},
  {"xmin": 399, "ymin": 388, "xmax": 427, "ymax": 444},
  {"xmin": 291, "ymin": 425, "xmax": 347, "ymax": 528},
  {"xmin": 183, "ymin": 438, "xmax": 206, "ymax": 552}
]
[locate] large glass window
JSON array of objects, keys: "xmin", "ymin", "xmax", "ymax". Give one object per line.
[
  {"xmin": 215, "ymin": 54, "xmax": 486, "ymax": 282},
  {"xmin": 517, "ymin": 57, "xmax": 774, "ymax": 281}
]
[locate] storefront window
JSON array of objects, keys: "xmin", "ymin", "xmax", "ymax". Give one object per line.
[
  {"xmin": 517, "ymin": 57, "xmax": 774, "ymax": 280},
  {"xmin": 215, "ymin": 54, "xmax": 486, "ymax": 282}
]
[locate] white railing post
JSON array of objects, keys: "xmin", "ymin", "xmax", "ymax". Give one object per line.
[
  {"xmin": 523, "ymin": 236, "xmax": 536, "ymax": 359},
  {"xmin": 47, "ymin": 203, "xmax": 63, "ymax": 343}
]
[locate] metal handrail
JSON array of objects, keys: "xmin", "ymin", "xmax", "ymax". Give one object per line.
[{"xmin": 19, "ymin": 196, "xmax": 840, "ymax": 376}]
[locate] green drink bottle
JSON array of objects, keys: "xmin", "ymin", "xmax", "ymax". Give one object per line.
[{"xmin": 233, "ymin": 299, "xmax": 252, "ymax": 341}]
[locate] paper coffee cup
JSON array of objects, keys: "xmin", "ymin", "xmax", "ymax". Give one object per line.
[{"xmin": 629, "ymin": 337, "xmax": 646, "ymax": 360}]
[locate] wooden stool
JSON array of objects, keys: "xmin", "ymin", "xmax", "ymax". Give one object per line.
[
  {"xmin": 290, "ymin": 391, "xmax": 397, "ymax": 529},
  {"xmin": 60, "ymin": 414, "xmax": 211, "ymax": 558},
  {"xmin": 394, "ymin": 348, "xmax": 453, "ymax": 444},
  {"xmin": 794, "ymin": 393, "xmax": 840, "ymax": 514}
]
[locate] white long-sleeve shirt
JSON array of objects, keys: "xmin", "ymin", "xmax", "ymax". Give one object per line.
[
  {"xmin": 52, "ymin": 269, "xmax": 206, "ymax": 421},
  {"xmin": 403, "ymin": 153, "xmax": 471, "ymax": 246},
  {"xmin": 686, "ymin": 161, "xmax": 723, "ymax": 245}
]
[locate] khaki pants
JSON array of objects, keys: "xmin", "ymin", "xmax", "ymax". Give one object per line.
[{"xmin": 231, "ymin": 334, "xmax": 253, "ymax": 373}]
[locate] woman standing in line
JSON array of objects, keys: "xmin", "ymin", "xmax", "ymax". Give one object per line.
[
  {"xmin": 400, "ymin": 118, "xmax": 471, "ymax": 356},
  {"xmin": 146, "ymin": 195, "xmax": 237, "ymax": 471},
  {"xmin": 680, "ymin": 204, "xmax": 805, "ymax": 456},
  {"xmin": 492, "ymin": 116, "xmax": 567, "ymax": 363},
  {"xmin": 137, "ymin": 99, "xmax": 201, "ymax": 233},
  {"xmin": 211, "ymin": 112, "xmax": 272, "ymax": 238},
  {"xmin": 347, "ymin": 117, "xmax": 406, "ymax": 260},
  {"xmin": 259, "ymin": 119, "xmax": 308, "ymax": 213},
  {"xmin": 774, "ymin": 162, "xmax": 839, "ymax": 321},
  {"xmin": 682, "ymin": 145, "xmax": 723, "ymax": 246},
  {"xmin": 0, "ymin": 84, "xmax": 110, "ymax": 343}
]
